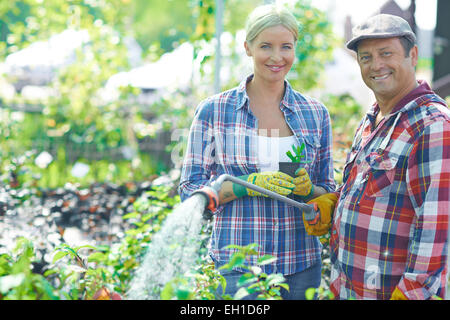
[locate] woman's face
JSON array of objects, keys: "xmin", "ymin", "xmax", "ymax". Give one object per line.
[{"xmin": 245, "ymin": 24, "xmax": 296, "ymax": 85}]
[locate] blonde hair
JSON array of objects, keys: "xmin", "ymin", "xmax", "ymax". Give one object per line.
[{"xmin": 245, "ymin": 4, "xmax": 299, "ymax": 44}]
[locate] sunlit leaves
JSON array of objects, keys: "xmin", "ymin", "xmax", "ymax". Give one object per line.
[{"xmin": 289, "ymin": 0, "xmax": 338, "ymax": 91}]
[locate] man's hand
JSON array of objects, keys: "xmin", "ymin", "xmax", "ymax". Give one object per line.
[
  {"xmin": 292, "ymin": 168, "xmax": 313, "ymax": 198},
  {"xmin": 303, "ymin": 193, "xmax": 338, "ymax": 236},
  {"xmin": 233, "ymin": 172, "xmax": 295, "ymax": 197}
]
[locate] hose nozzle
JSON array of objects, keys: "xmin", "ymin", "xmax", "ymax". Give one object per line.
[{"xmin": 191, "ymin": 186, "xmax": 219, "ymax": 219}]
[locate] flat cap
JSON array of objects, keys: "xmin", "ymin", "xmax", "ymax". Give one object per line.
[{"xmin": 346, "ymin": 14, "xmax": 416, "ymax": 52}]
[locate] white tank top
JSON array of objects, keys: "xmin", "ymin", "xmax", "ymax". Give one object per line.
[{"xmin": 257, "ymin": 135, "xmax": 298, "ymax": 172}]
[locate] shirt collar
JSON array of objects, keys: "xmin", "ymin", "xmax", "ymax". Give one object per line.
[
  {"xmin": 235, "ymin": 74, "xmax": 295, "ymax": 111},
  {"xmin": 367, "ymin": 79, "xmax": 434, "ymax": 123},
  {"xmin": 235, "ymin": 75, "xmax": 252, "ymax": 111}
]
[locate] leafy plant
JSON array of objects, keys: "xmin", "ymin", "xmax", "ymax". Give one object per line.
[
  {"xmin": 289, "ymin": 0, "xmax": 338, "ymax": 91},
  {"xmin": 49, "ymin": 185, "xmax": 178, "ymax": 298},
  {"xmin": 219, "ymin": 244, "xmax": 289, "ymax": 300},
  {"xmin": 0, "ymin": 237, "xmax": 59, "ymax": 300},
  {"xmin": 285, "ymin": 142, "xmax": 311, "ymax": 164},
  {"xmin": 49, "ymin": 243, "xmax": 112, "ymax": 300},
  {"xmin": 160, "ymin": 261, "xmax": 226, "ymax": 301},
  {"xmin": 305, "ymin": 286, "xmax": 334, "ymax": 300},
  {"xmin": 323, "ymin": 93, "xmax": 364, "ymax": 185}
]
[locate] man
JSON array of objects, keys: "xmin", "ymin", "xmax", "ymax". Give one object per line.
[{"xmin": 304, "ymin": 14, "xmax": 450, "ymax": 300}]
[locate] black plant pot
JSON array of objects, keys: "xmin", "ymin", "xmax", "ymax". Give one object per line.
[{"xmin": 278, "ymin": 162, "xmax": 303, "ymax": 202}]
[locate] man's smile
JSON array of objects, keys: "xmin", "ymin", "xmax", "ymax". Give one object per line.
[{"xmin": 371, "ymin": 72, "xmax": 392, "ymax": 81}]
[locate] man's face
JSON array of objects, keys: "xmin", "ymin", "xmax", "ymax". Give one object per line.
[{"xmin": 357, "ymin": 37, "xmax": 418, "ymax": 103}]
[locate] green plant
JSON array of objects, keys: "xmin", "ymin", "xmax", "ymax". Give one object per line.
[
  {"xmin": 160, "ymin": 262, "xmax": 226, "ymax": 301},
  {"xmin": 322, "ymin": 93, "xmax": 364, "ymax": 185},
  {"xmin": 0, "ymin": 183, "xmax": 180, "ymax": 300},
  {"xmin": 305, "ymin": 286, "xmax": 334, "ymax": 300},
  {"xmin": 219, "ymin": 244, "xmax": 288, "ymax": 300},
  {"xmin": 49, "ymin": 243, "xmax": 113, "ymax": 300},
  {"xmin": 285, "ymin": 142, "xmax": 311, "ymax": 164},
  {"xmin": 65, "ymin": 185, "xmax": 178, "ymax": 297},
  {"xmin": 0, "ymin": 182, "xmax": 180, "ymax": 300},
  {"xmin": 289, "ymin": 0, "xmax": 338, "ymax": 91},
  {"xmin": 0, "ymin": 238, "xmax": 59, "ymax": 300}
]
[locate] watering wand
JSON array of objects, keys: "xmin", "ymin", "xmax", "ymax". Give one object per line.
[{"xmin": 191, "ymin": 174, "xmax": 320, "ymax": 222}]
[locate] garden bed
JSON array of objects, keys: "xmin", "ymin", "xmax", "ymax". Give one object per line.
[{"xmin": 0, "ymin": 176, "xmax": 176, "ymax": 276}]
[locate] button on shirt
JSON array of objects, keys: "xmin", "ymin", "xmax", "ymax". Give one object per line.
[
  {"xmin": 179, "ymin": 75, "xmax": 335, "ymax": 275},
  {"xmin": 330, "ymin": 81, "xmax": 450, "ymax": 299}
]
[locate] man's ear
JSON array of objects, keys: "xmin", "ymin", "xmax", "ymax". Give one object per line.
[
  {"xmin": 244, "ymin": 41, "xmax": 252, "ymax": 57},
  {"xmin": 410, "ymin": 45, "xmax": 418, "ymax": 67}
]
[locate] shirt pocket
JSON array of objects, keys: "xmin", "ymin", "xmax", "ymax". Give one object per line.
[
  {"xmin": 302, "ymin": 136, "xmax": 320, "ymax": 165},
  {"xmin": 343, "ymin": 148, "xmax": 358, "ymax": 177},
  {"xmin": 339, "ymin": 149, "xmax": 359, "ymax": 198},
  {"xmin": 364, "ymin": 152, "xmax": 399, "ymax": 198}
]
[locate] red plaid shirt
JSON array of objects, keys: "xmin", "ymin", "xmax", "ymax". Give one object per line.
[{"xmin": 330, "ymin": 81, "xmax": 450, "ymax": 299}]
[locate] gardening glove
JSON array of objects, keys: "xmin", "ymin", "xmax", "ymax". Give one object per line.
[
  {"xmin": 292, "ymin": 168, "xmax": 314, "ymax": 200},
  {"xmin": 302, "ymin": 192, "xmax": 338, "ymax": 236},
  {"xmin": 390, "ymin": 287, "xmax": 408, "ymax": 300},
  {"xmin": 232, "ymin": 172, "xmax": 295, "ymax": 198}
]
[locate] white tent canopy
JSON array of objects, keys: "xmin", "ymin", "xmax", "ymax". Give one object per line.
[
  {"xmin": 2, "ymin": 29, "xmax": 142, "ymax": 90},
  {"xmin": 104, "ymin": 42, "xmax": 194, "ymax": 92}
]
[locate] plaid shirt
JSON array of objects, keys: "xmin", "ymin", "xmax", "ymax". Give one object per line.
[
  {"xmin": 330, "ymin": 81, "xmax": 450, "ymax": 299},
  {"xmin": 179, "ymin": 75, "xmax": 335, "ymax": 275}
]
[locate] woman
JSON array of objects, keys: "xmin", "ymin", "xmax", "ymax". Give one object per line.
[{"xmin": 179, "ymin": 4, "xmax": 335, "ymax": 300}]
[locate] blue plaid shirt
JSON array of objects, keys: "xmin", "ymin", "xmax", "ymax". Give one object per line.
[{"xmin": 179, "ymin": 75, "xmax": 335, "ymax": 274}]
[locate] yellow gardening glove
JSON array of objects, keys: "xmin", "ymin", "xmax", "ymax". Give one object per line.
[
  {"xmin": 303, "ymin": 193, "xmax": 338, "ymax": 236},
  {"xmin": 292, "ymin": 168, "xmax": 313, "ymax": 199},
  {"xmin": 248, "ymin": 172, "xmax": 295, "ymax": 197},
  {"xmin": 390, "ymin": 287, "xmax": 408, "ymax": 300},
  {"xmin": 233, "ymin": 172, "xmax": 295, "ymax": 197}
]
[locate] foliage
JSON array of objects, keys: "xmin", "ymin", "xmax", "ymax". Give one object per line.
[
  {"xmin": 48, "ymin": 185, "xmax": 178, "ymax": 299},
  {"xmin": 0, "ymin": 238, "xmax": 59, "ymax": 300},
  {"xmin": 325, "ymin": 93, "xmax": 365, "ymax": 136},
  {"xmin": 131, "ymin": 0, "xmax": 196, "ymax": 54},
  {"xmin": 305, "ymin": 286, "xmax": 334, "ymax": 300},
  {"xmin": 218, "ymin": 244, "xmax": 289, "ymax": 300},
  {"xmin": 324, "ymin": 93, "xmax": 364, "ymax": 185},
  {"xmin": 0, "ymin": 184, "xmax": 178, "ymax": 300},
  {"xmin": 0, "ymin": 145, "xmax": 157, "ymax": 189},
  {"xmin": 286, "ymin": 142, "xmax": 311, "ymax": 164},
  {"xmin": 289, "ymin": 0, "xmax": 338, "ymax": 91},
  {"xmin": 0, "ymin": 0, "xmax": 167, "ymax": 188},
  {"xmin": 160, "ymin": 243, "xmax": 288, "ymax": 301},
  {"xmin": 160, "ymin": 261, "xmax": 225, "ymax": 300}
]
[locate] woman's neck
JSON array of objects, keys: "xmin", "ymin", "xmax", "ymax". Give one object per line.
[{"xmin": 247, "ymin": 76, "xmax": 285, "ymax": 107}]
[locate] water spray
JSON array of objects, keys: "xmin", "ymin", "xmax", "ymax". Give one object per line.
[{"xmin": 126, "ymin": 174, "xmax": 320, "ymax": 299}]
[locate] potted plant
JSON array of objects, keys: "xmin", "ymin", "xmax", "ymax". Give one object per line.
[{"xmin": 279, "ymin": 143, "xmax": 311, "ymax": 201}]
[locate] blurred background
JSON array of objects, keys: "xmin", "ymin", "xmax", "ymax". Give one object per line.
[
  {"xmin": 1, "ymin": 0, "xmax": 449, "ymax": 301},
  {"xmin": 0, "ymin": 0, "xmax": 449, "ymax": 189}
]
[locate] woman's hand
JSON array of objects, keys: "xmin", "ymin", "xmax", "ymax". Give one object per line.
[
  {"xmin": 292, "ymin": 168, "xmax": 313, "ymax": 198},
  {"xmin": 232, "ymin": 172, "xmax": 295, "ymax": 198}
]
